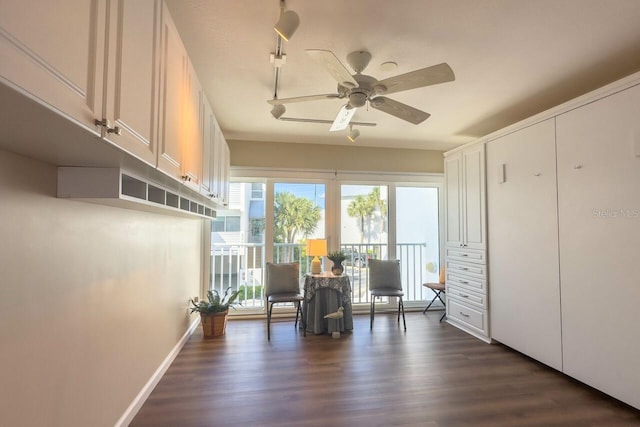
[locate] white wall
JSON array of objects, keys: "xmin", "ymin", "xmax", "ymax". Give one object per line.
[{"xmin": 0, "ymin": 149, "xmax": 203, "ymax": 426}]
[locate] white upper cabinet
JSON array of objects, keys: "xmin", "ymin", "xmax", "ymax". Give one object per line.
[
  {"xmin": 157, "ymin": 3, "xmax": 187, "ymax": 180},
  {"xmin": 1, "ymin": 0, "xmax": 230, "ymax": 208},
  {"xmin": 180, "ymin": 60, "xmax": 204, "ymax": 191},
  {"xmin": 102, "ymin": 0, "xmax": 161, "ymax": 166},
  {"xmin": 201, "ymin": 98, "xmax": 230, "ymax": 206},
  {"xmin": 445, "ymin": 142, "xmax": 486, "ymax": 250},
  {"xmin": 0, "ymin": 0, "xmax": 105, "ymax": 132},
  {"xmin": 201, "ymin": 98, "xmax": 216, "ymax": 199},
  {"xmin": 217, "ymin": 132, "xmax": 230, "ymax": 207}
]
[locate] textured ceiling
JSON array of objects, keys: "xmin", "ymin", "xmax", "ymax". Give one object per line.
[{"xmin": 165, "ymin": 0, "xmax": 640, "ymax": 151}]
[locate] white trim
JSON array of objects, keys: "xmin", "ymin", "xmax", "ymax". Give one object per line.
[
  {"xmin": 115, "ymin": 317, "xmax": 201, "ymax": 427},
  {"xmin": 232, "ymin": 166, "xmax": 443, "ymax": 183}
]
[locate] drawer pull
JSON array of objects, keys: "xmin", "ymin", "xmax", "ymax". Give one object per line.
[
  {"xmin": 461, "ymin": 254, "xmax": 468, "ymax": 257},
  {"xmin": 459, "ymin": 311, "xmax": 470, "ymax": 317},
  {"xmin": 460, "ymin": 267, "xmax": 469, "ymax": 271},
  {"xmin": 460, "ymin": 280, "xmax": 469, "ymax": 284},
  {"xmin": 459, "ymin": 293, "xmax": 469, "ymax": 298}
]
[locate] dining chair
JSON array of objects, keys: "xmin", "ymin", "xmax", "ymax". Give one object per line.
[
  {"xmin": 423, "ymin": 266, "xmax": 446, "ymax": 321},
  {"xmin": 265, "ymin": 262, "xmax": 305, "ymax": 340},
  {"xmin": 369, "ymin": 259, "xmax": 406, "ymax": 331}
]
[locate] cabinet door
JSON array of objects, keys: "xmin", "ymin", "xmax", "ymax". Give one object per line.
[
  {"xmin": 556, "ymin": 83, "xmax": 640, "ymax": 409},
  {"xmin": 487, "ymin": 118, "xmax": 562, "ymax": 370},
  {"xmin": 157, "ymin": 4, "xmax": 186, "ymax": 180},
  {"xmin": 102, "ymin": 0, "xmax": 161, "ymax": 166},
  {"xmin": 217, "ymin": 133, "xmax": 230, "ymax": 207},
  {"xmin": 462, "ymin": 143, "xmax": 486, "ymax": 250},
  {"xmin": 201, "ymin": 98, "xmax": 216, "ymax": 198},
  {"xmin": 444, "ymin": 152, "xmax": 463, "ymax": 248},
  {"xmin": 181, "ymin": 60, "xmax": 203, "ymax": 191},
  {"xmin": 0, "ymin": 0, "xmax": 104, "ymax": 132}
]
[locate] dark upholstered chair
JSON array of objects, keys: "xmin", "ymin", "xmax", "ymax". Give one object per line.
[
  {"xmin": 265, "ymin": 262, "xmax": 305, "ymax": 340},
  {"xmin": 423, "ymin": 266, "xmax": 446, "ymax": 322},
  {"xmin": 369, "ymin": 259, "xmax": 406, "ymax": 331}
]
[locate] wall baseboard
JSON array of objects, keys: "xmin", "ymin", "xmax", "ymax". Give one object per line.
[{"xmin": 115, "ymin": 317, "xmax": 201, "ymax": 427}]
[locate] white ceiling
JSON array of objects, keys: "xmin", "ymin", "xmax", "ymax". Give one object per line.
[{"xmin": 165, "ymin": 0, "xmax": 640, "ymax": 151}]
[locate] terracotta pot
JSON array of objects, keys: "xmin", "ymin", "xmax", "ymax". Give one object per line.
[{"xmin": 200, "ymin": 310, "xmax": 228, "ymax": 338}]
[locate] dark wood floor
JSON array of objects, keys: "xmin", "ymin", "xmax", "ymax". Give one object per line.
[{"xmin": 131, "ymin": 312, "xmax": 640, "ymax": 427}]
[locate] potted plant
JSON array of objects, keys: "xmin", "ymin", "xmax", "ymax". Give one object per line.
[
  {"xmin": 327, "ymin": 250, "xmax": 347, "ymax": 275},
  {"xmin": 190, "ymin": 288, "xmax": 241, "ymax": 338}
]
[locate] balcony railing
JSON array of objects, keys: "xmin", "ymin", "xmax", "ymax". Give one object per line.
[{"xmin": 210, "ymin": 243, "xmax": 440, "ymax": 309}]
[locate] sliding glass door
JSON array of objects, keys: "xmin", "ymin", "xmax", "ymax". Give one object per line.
[{"xmin": 210, "ymin": 171, "xmax": 442, "ymax": 314}]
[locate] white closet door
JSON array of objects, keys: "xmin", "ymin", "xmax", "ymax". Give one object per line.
[
  {"xmin": 487, "ymin": 118, "xmax": 562, "ymax": 370},
  {"xmin": 556, "ymin": 83, "xmax": 640, "ymax": 409},
  {"xmin": 445, "ymin": 152, "xmax": 463, "ymax": 248}
]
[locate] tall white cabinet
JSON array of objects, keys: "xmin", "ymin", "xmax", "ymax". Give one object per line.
[
  {"xmin": 444, "ymin": 142, "xmax": 489, "ymax": 342},
  {"xmin": 556, "ymin": 83, "xmax": 640, "ymax": 409},
  {"xmin": 482, "ymin": 79, "xmax": 640, "ymax": 409},
  {"xmin": 486, "ymin": 119, "xmax": 562, "ymax": 370}
]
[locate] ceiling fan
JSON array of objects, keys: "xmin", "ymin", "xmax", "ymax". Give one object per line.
[{"xmin": 268, "ymin": 49, "xmax": 455, "ymax": 131}]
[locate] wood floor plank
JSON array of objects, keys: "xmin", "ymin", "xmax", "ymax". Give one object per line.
[{"xmin": 130, "ymin": 312, "xmax": 640, "ymax": 426}]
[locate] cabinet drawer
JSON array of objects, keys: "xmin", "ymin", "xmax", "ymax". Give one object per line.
[
  {"xmin": 446, "ymin": 260, "xmax": 486, "ymax": 279},
  {"xmin": 446, "ymin": 273, "xmax": 486, "ymax": 293},
  {"xmin": 446, "ymin": 248, "xmax": 486, "ymax": 265},
  {"xmin": 446, "ymin": 285, "xmax": 487, "ymax": 309},
  {"xmin": 448, "ymin": 299, "xmax": 488, "ymax": 336}
]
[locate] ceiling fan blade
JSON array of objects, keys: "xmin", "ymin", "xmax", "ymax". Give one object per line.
[
  {"xmin": 267, "ymin": 93, "xmax": 341, "ymax": 105},
  {"xmin": 375, "ymin": 63, "xmax": 455, "ymax": 96},
  {"xmin": 306, "ymin": 49, "xmax": 359, "ymax": 89},
  {"xmin": 370, "ymin": 97, "xmax": 431, "ymax": 124},
  {"xmin": 330, "ymin": 104, "xmax": 357, "ymax": 131}
]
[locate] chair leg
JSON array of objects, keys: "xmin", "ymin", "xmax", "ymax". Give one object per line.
[
  {"xmin": 423, "ymin": 290, "xmax": 441, "ymax": 313},
  {"xmin": 300, "ymin": 301, "xmax": 306, "ymax": 337},
  {"xmin": 370, "ymin": 296, "xmax": 376, "ymax": 330},
  {"xmin": 294, "ymin": 301, "xmax": 300, "ymax": 328},
  {"xmin": 267, "ymin": 302, "xmax": 272, "ymax": 340},
  {"xmin": 400, "ymin": 297, "xmax": 406, "ymax": 331},
  {"xmin": 439, "ymin": 310, "xmax": 446, "ymax": 322}
]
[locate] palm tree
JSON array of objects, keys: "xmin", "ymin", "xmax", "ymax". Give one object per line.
[
  {"xmin": 347, "ymin": 194, "xmax": 376, "ymax": 243},
  {"xmin": 274, "ymin": 192, "xmax": 321, "ymax": 261}
]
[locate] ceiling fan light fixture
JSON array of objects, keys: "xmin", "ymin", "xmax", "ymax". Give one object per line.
[
  {"xmin": 274, "ymin": 10, "xmax": 299, "ymax": 41},
  {"xmin": 349, "ymin": 92, "xmax": 367, "ymax": 108},
  {"xmin": 348, "ymin": 128, "xmax": 360, "ymax": 142},
  {"xmin": 271, "ymin": 104, "xmax": 286, "ymax": 119}
]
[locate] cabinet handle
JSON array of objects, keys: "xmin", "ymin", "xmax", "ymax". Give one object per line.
[
  {"xmin": 94, "ymin": 118, "xmax": 122, "ymax": 135},
  {"xmin": 461, "ymin": 254, "xmax": 468, "ymax": 257},
  {"xmin": 459, "ymin": 311, "xmax": 470, "ymax": 318},
  {"xmin": 460, "ymin": 280, "xmax": 469, "ymax": 284},
  {"xmin": 533, "ymin": 172, "xmax": 541, "ymax": 177},
  {"xmin": 181, "ymin": 175, "xmax": 192, "ymax": 182},
  {"xmin": 574, "ymin": 165, "xmax": 583, "ymax": 169},
  {"xmin": 459, "ymin": 293, "xmax": 469, "ymax": 298},
  {"xmin": 460, "ymin": 267, "xmax": 469, "ymax": 271},
  {"xmin": 106, "ymin": 126, "xmax": 122, "ymax": 135}
]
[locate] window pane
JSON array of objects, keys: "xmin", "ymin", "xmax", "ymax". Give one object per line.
[
  {"xmin": 226, "ymin": 216, "xmax": 240, "ymax": 232},
  {"xmin": 396, "ymin": 186, "xmax": 440, "ymax": 302},
  {"xmin": 212, "ymin": 217, "xmax": 225, "ymax": 232},
  {"xmin": 273, "ymin": 182, "xmax": 325, "ymax": 269},
  {"xmin": 341, "ymin": 185, "xmax": 388, "ymax": 303},
  {"xmin": 211, "ymin": 182, "xmax": 266, "ymax": 309}
]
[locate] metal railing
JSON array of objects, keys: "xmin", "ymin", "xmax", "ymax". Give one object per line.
[{"xmin": 210, "ymin": 243, "xmax": 440, "ymax": 309}]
